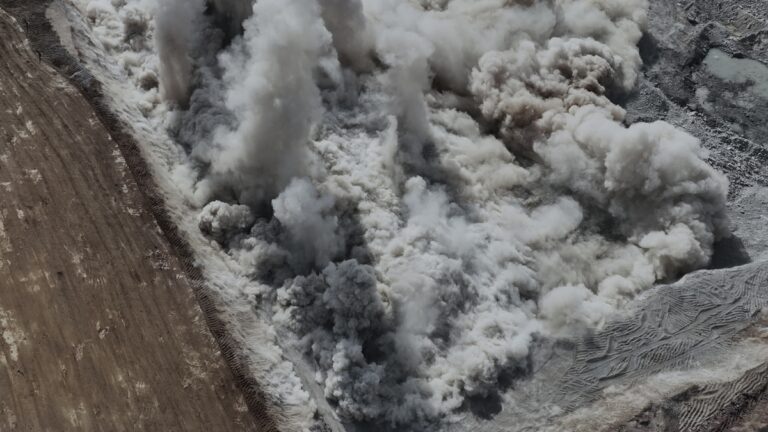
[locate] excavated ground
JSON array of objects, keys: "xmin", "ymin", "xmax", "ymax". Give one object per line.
[{"xmin": 0, "ymin": 6, "xmax": 260, "ymax": 431}]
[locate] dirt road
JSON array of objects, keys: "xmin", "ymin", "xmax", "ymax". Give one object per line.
[{"xmin": 0, "ymin": 8, "xmax": 258, "ymax": 431}]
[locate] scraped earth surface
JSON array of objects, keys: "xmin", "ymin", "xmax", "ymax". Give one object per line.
[{"xmin": 0, "ymin": 8, "xmax": 258, "ymax": 431}]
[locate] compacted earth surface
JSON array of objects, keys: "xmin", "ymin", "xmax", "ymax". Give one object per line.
[{"xmin": 0, "ymin": 6, "xmax": 259, "ymax": 431}]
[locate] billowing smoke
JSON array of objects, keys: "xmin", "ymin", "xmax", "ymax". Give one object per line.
[
  {"xmin": 209, "ymin": 0, "xmax": 252, "ymax": 36},
  {"xmin": 189, "ymin": 0, "xmax": 335, "ymax": 207},
  {"xmin": 79, "ymin": 0, "xmax": 730, "ymax": 429},
  {"xmin": 155, "ymin": 0, "xmax": 204, "ymax": 106}
]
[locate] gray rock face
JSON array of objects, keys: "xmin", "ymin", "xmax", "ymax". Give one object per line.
[
  {"xmin": 626, "ymin": 0, "xmax": 768, "ymax": 196},
  {"xmin": 619, "ymin": 2, "xmax": 768, "ymax": 429},
  {"xmin": 629, "ymin": 0, "xmax": 768, "ymax": 270}
]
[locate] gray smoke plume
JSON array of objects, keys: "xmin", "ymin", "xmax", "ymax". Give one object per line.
[
  {"xmin": 155, "ymin": 0, "xmax": 204, "ymax": 106},
  {"xmin": 77, "ymin": 0, "xmax": 732, "ymax": 429}
]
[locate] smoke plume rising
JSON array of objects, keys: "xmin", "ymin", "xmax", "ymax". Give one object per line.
[{"xmin": 76, "ymin": 0, "xmax": 731, "ymax": 429}]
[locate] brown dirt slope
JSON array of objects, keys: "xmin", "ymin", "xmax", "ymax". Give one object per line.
[{"xmin": 0, "ymin": 9, "xmax": 258, "ymax": 431}]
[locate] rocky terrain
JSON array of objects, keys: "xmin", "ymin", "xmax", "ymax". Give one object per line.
[
  {"xmin": 483, "ymin": 0, "xmax": 768, "ymax": 430},
  {"xmin": 615, "ymin": 0, "xmax": 768, "ymax": 429},
  {"xmin": 629, "ymin": 0, "xmax": 768, "ymax": 256},
  {"xmin": 452, "ymin": 1, "xmax": 768, "ymax": 430}
]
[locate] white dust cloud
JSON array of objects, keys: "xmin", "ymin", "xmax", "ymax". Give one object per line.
[{"xmin": 75, "ymin": 0, "xmax": 731, "ymax": 428}]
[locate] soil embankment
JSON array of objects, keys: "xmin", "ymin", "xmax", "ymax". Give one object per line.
[{"xmin": 0, "ymin": 7, "xmax": 258, "ymax": 431}]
